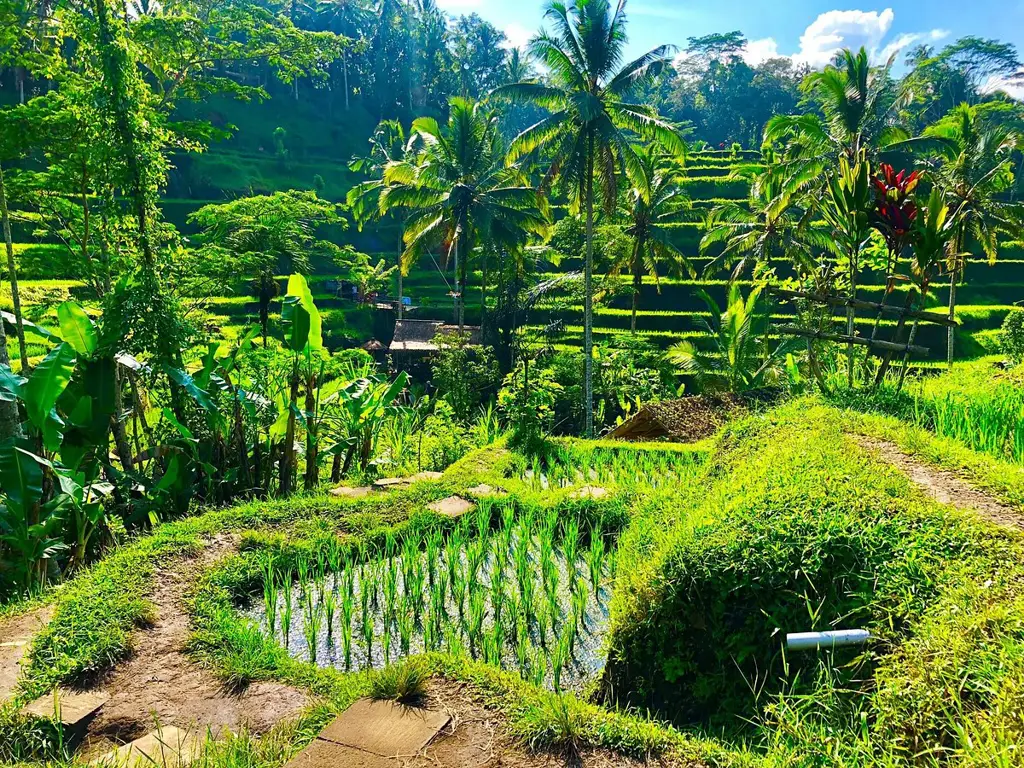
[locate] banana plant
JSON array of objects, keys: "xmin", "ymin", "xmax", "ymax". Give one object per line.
[
  {"xmin": 160, "ymin": 326, "xmax": 266, "ymax": 502},
  {"xmin": 279, "ymin": 274, "xmax": 322, "ymax": 495},
  {"xmin": 0, "ymin": 301, "xmax": 112, "ymax": 590},
  {"xmin": 325, "ymin": 370, "xmax": 409, "ymax": 477}
]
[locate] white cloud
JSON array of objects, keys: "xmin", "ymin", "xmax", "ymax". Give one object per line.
[
  {"xmin": 794, "ymin": 8, "xmax": 894, "ymax": 68},
  {"xmin": 735, "ymin": 10, "xmax": 948, "ymax": 70},
  {"xmin": 741, "ymin": 37, "xmax": 782, "ymax": 66},
  {"xmin": 502, "ymin": 21, "xmax": 533, "ymax": 50},
  {"xmin": 878, "ymin": 28, "xmax": 950, "ymax": 63}
]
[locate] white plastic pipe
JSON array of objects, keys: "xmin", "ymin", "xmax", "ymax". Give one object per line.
[{"xmin": 786, "ymin": 629, "xmax": 871, "ymax": 651}]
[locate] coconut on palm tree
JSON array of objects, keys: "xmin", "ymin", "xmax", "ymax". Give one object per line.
[
  {"xmin": 493, "ymin": 0, "xmax": 685, "ymax": 436},
  {"xmin": 379, "ymin": 97, "xmax": 549, "ymax": 331},
  {"xmin": 611, "ymin": 148, "xmax": 694, "ymax": 331}
]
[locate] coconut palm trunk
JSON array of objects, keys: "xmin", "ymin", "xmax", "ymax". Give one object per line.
[
  {"xmin": 946, "ymin": 265, "xmax": 957, "ymax": 368},
  {"xmin": 397, "ymin": 231, "xmax": 404, "ymax": 321},
  {"xmin": 846, "ymin": 259, "xmax": 856, "ymax": 387},
  {"xmin": 631, "ymin": 240, "xmax": 642, "ymax": 333},
  {"xmin": 583, "ymin": 132, "xmax": 595, "ymax": 437},
  {"xmin": 0, "ymin": 163, "xmax": 28, "ymax": 372},
  {"xmin": 342, "ymin": 52, "xmax": 350, "ymax": 111},
  {"xmin": 458, "ymin": 234, "xmax": 468, "ymax": 332},
  {"xmin": 480, "ymin": 246, "xmax": 489, "ymax": 335},
  {"xmin": 947, "ymin": 227, "xmax": 964, "ymax": 369}
]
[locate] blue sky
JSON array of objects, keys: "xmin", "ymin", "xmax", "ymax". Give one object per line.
[{"xmin": 435, "ymin": 0, "xmax": 1024, "ymax": 93}]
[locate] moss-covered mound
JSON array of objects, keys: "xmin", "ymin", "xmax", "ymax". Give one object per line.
[{"xmin": 604, "ymin": 401, "xmax": 1024, "ymax": 760}]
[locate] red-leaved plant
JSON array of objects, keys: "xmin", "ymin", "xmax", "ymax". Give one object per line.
[{"xmin": 870, "ymin": 164, "xmax": 922, "ymax": 270}]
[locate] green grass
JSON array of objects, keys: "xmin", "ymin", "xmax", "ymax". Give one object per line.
[
  {"xmin": 5, "ymin": 388, "xmax": 1024, "ymax": 767},
  {"xmin": 606, "ymin": 398, "xmax": 1024, "ymax": 765},
  {"xmin": 830, "ymin": 361, "xmax": 1024, "ymax": 467},
  {"xmin": 368, "ymin": 657, "xmax": 430, "ymax": 704}
]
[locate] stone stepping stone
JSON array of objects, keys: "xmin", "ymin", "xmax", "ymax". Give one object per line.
[
  {"xmin": 91, "ymin": 726, "xmax": 202, "ymax": 768},
  {"xmin": 571, "ymin": 485, "xmax": 609, "ymax": 500},
  {"xmin": 466, "ymin": 484, "xmax": 506, "ymax": 497},
  {"xmin": 318, "ymin": 699, "xmax": 450, "ymax": 758},
  {"xmin": 24, "ymin": 689, "xmax": 108, "ymax": 726},
  {"xmin": 330, "ymin": 486, "xmax": 373, "ymax": 499},
  {"xmin": 427, "ymin": 496, "xmax": 475, "ymax": 518},
  {"xmin": 284, "ymin": 738, "xmax": 395, "ymax": 768},
  {"xmin": 373, "ymin": 472, "xmax": 444, "ymax": 491}
]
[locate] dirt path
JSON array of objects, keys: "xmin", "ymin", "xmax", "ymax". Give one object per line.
[
  {"xmin": 371, "ymin": 680, "xmax": 665, "ymax": 768},
  {"xmin": 854, "ymin": 435, "xmax": 1024, "ymax": 530},
  {"xmin": 78, "ymin": 533, "xmax": 308, "ymax": 759},
  {"xmin": 0, "ymin": 606, "xmax": 53, "ymax": 703}
]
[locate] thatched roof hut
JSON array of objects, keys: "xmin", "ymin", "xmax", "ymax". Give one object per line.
[{"xmin": 389, "ymin": 319, "xmax": 481, "ymax": 354}]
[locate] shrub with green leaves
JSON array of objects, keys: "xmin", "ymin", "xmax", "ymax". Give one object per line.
[
  {"xmin": 498, "ymin": 363, "xmax": 562, "ymax": 454},
  {"xmin": 430, "ymin": 332, "xmax": 500, "ymax": 422},
  {"xmin": 1001, "ymin": 307, "xmax": 1024, "ymax": 363}
]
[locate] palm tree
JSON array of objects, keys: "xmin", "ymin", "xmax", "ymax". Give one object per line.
[
  {"xmin": 611, "ymin": 148, "xmax": 694, "ymax": 331},
  {"xmin": 380, "ymin": 97, "xmax": 549, "ymax": 331},
  {"xmin": 765, "ymin": 48, "xmax": 905, "ymax": 172},
  {"xmin": 493, "ymin": 0, "xmax": 684, "ymax": 436},
  {"xmin": 665, "ymin": 283, "xmax": 792, "ymax": 393},
  {"xmin": 316, "ymin": 0, "xmax": 371, "ymax": 111},
  {"xmin": 887, "ymin": 104, "xmax": 1024, "ymax": 366},
  {"xmin": 700, "ymin": 158, "xmax": 832, "ymax": 281},
  {"xmin": 348, "ymin": 120, "xmax": 420, "ymax": 320},
  {"xmin": 503, "ymin": 48, "xmax": 535, "ymax": 85},
  {"xmin": 763, "ymin": 50, "xmax": 900, "ymax": 387}
]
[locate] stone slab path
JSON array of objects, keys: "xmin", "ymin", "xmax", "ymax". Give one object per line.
[
  {"xmin": 320, "ymin": 699, "xmax": 451, "ymax": 757},
  {"xmin": 285, "ymin": 682, "xmax": 659, "ymax": 768},
  {"xmin": 90, "ymin": 726, "xmax": 202, "ymax": 768},
  {"xmin": 373, "ymin": 472, "xmax": 444, "ymax": 490},
  {"xmin": 427, "ymin": 496, "xmax": 476, "ymax": 518},
  {"xmin": 331, "ymin": 486, "xmax": 373, "ymax": 499},
  {"xmin": 24, "ymin": 689, "xmax": 109, "ymax": 726},
  {"xmin": 285, "ymin": 738, "xmax": 395, "ymax": 768},
  {"xmin": 286, "ymin": 699, "xmax": 451, "ymax": 768}
]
